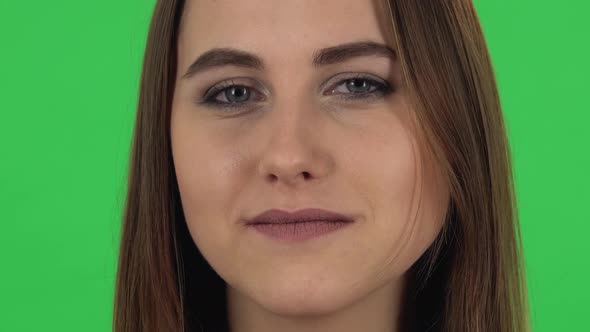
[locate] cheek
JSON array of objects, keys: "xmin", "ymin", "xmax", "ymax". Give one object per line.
[
  {"xmin": 170, "ymin": 118, "xmax": 244, "ymax": 257},
  {"xmin": 411, "ymin": 148, "xmax": 450, "ymax": 257},
  {"xmin": 345, "ymin": 121, "xmax": 449, "ymax": 278}
]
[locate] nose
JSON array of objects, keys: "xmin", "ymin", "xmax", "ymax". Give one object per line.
[{"xmin": 256, "ymin": 102, "xmax": 331, "ymax": 188}]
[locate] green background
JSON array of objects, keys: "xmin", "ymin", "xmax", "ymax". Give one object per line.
[{"xmin": 0, "ymin": 0, "xmax": 588, "ymax": 330}]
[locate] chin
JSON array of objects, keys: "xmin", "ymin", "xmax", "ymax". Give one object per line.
[{"xmin": 249, "ymin": 276, "xmax": 359, "ymax": 317}]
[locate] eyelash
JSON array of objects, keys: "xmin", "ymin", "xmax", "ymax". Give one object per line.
[{"xmin": 198, "ymin": 74, "xmax": 394, "ymax": 111}]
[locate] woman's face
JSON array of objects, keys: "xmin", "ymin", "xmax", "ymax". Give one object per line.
[{"xmin": 171, "ymin": 0, "xmax": 449, "ymax": 316}]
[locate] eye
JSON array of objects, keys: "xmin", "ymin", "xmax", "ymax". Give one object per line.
[
  {"xmin": 334, "ymin": 78, "xmax": 378, "ymax": 94},
  {"xmin": 200, "ymin": 79, "xmax": 266, "ymax": 110},
  {"xmin": 323, "ymin": 73, "xmax": 394, "ymax": 102},
  {"xmin": 214, "ymin": 86, "xmax": 251, "ymax": 103}
]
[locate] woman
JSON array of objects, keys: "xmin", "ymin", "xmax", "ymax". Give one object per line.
[{"xmin": 113, "ymin": 0, "xmax": 531, "ymax": 331}]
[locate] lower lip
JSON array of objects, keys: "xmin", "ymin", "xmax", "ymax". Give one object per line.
[{"xmin": 247, "ymin": 220, "xmax": 353, "ymax": 241}]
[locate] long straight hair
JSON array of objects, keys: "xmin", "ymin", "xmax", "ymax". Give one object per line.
[{"xmin": 113, "ymin": 0, "xmax": 531, "ymax": 331}]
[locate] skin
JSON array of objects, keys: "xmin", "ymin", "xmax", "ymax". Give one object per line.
[{"xmin": 170, "ymin": 0, "xmax": 450, "ymax": 331}]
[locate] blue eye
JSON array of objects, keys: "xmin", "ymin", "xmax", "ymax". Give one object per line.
[
  {"xmin": 337, "ymin": 78, "xmax": 376, "ymax": 94},
  {"xmin": 199, "ymin": 74, "xmax": 394, "ymax": 111},
  {"xmin": 325, "ymin": 75, "xmax": 393, "ymax": 101},
  {"xmin": 222, "ymin": 86, "xmax": 250, "ymax": 103},
  {"xmin": 202, "ymin": 83, "xmax": 264, "ymax": 108}
]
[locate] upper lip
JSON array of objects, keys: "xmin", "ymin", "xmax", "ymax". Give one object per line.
[{"xmin": 246, "ymin": 208, "xmax": 355, "ymax": 225}]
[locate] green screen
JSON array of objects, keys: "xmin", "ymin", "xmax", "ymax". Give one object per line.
[{"xmin": 0, "ymin": 0, "xmax": 588, "ymax": 331}]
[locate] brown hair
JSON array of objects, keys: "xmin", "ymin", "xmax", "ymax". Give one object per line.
[{"xmin": 113, "ymin": 0, "xmax": 531, "ymax": 331}]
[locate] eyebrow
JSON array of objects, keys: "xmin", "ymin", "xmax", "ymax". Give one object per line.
[{"xmin": 181, "ymin": 41, "xmax": 396, "ymax": 80}]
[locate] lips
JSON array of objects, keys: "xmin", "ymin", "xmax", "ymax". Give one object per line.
[
  {"xmin": 245, "ymin": 208, "xmax": 356, "ymax": 242},
  {"xmin": 246, "ymin": 208, "xmax": 355, "ymax": 225}
]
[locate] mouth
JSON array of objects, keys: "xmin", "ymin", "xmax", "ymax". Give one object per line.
[
  {"xmin": 246, "ymin": 208, "xmax": 355, "ymax": 224},
  {"xmin": 245, "ymin": 208, "xmax": 355, "ymax": 242},
  {"xmin": 247, "ymin": 220, "xmax": 352, "ymax": 241}
]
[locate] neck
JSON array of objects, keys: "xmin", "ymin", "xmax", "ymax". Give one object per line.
[{"xmin": 227, "ymin": 276, "xmax": 406, "ymax": 332}]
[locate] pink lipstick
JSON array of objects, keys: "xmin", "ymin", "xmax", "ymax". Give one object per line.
[{"xmin": 245, "ymin": 208, "xmax": 355, "ymax": 241}]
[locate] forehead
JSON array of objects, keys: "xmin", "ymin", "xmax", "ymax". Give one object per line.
[{"xmin": 178, "ymin": 0, "xmax": 392, "ymax": 64}]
